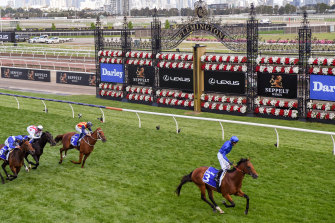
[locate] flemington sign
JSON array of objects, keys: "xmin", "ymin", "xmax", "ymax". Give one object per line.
[{"xmin": 175, "ymin": 23, "xmax": 226, "ymax": 42}]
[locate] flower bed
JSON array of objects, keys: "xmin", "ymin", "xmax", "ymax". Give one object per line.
[
  {"xmin": 201, "ymin": 55, "xmax": 247, "ymax": 63},
  {"xmin": 255, "ymin": 98, "xmax": 298, "ymax": 109},
  {"xmin": 256, "ymin": 65, "xmax": 299, "ymax": 74},
  {"xmin": 156, "ymin": 53, "xmax": 193, "ymax": 61},
  {"xmin": 256, "ymin": 56, "xmax": 299, "ymax": 65},
  {"xmin": 99, "ymin": 83, "xmax": 123, "ymax": 91},
  {"xmin": 254, "ymin": 106, "xmax": 299, "ymax": 119},
  {"xmin": 157, "ymin": 61, "xmax": 193, "ymax": 69},
  {"xmin": 98, "ymin": 50, "xmax": 123, "ymax": 57},
  {"xmin": 202, "ymin": 64, "xmax": 247, "ymax": 72},
  {"xmin": 307, "ymin": 102, "xmax": 335, "ymax": 111},
  {"xmin": 99, "ymin": 58, "xmax": 123, "ymax": 64},
  {"xmin": 126, "ymin": 51, "xmax": 153, "ymax": 59},
  {"xmin": 126, "ymin": 86, "xmax": 153, "ymax": 104},
  {"xmin": 201, "ymin": 94, "xmax": 247, "ymax": 104},
  {"xmin": 200, "ymin": 93, "xmax": 247, "ymax": 114},
  {"xmin": 156, "ymin": 89, "xmax": 194, "ymax": 109},
  {"xmin": 201, "ymin": 102, "xmax": 247, "ymax": 114},
  {"xmin": 308, "ymin": 67, "xmax": 335, "ymax": 75},
  {"xmin": 307, "ymin": 111, "xmax": 335, "ymax": 120},
  {"xmin": 126, "ymin": 59, "xmax": 152, "ymax": 66},
  {"xmin": 99, "ymin": 90, "xmax": 124, "ymax": 99},
  {"xmin": 99, "ymin": 83, "xmax": 124, "ymax": 100}
]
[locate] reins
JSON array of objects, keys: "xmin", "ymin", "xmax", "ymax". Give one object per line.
[
  {"xmin": 82, "ymin": 130, "xmax": 103, "ymax": 146},
  {"xmin": 232, "ymin": 165, "xmax": 245, "ymax": 174}
]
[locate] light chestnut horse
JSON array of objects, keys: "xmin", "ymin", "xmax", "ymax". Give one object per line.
[{"xmin": 55, "ymin": 127, "xmax": 106, "ymax": 168}]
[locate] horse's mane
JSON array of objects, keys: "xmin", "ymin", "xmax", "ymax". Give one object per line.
[{"xmin": 227, "ymin": 158, "xmax": 248, "ymax": 173}]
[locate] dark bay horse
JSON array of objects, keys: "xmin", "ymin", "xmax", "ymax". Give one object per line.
[
  {"xmin": 55, "ymin": 127, "xmax": 106, "ymax": 168},
  {"xmin": 176, "ymin": 158, "xmax": 258, "ymax": 215},
  {"xmin": 0, "ymin": 140, "xmax": 35, "ymax": 182},
  {"xmin": 24, "ymin": 131, "xmax": 57, "ymax": 170}
]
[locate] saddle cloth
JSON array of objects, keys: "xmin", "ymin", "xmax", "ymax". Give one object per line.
[
  {"xmin": 70, "ymin": 134, "xmax": 80, "ymax": 146},
  {"xmin": 202, "ymin": 167, "xmax": 226, "ymax": 188},
  {"xmin": 0, "ymin": 146, "xmax": 10, "ymax": 161}
]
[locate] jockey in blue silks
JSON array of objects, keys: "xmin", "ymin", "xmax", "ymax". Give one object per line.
[
  {"xmin": 0, "ymin": 135, "xmax": 23, "ymax": 160},
  {"xmin": 215, "ymin": 136, "xmax": 239, "ymax": 185}
]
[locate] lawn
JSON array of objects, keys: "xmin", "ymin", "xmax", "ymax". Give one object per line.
[{"xmin": 0, "ymin": 89, "xmax": 334, "ymax": 223}]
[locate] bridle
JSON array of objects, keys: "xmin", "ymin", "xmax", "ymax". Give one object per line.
[{"xmin": 82, "ymin": 130, "xmax": 104, "ymax": 146}]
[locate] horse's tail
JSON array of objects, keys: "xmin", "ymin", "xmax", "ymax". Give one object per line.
[
  {"xmin": 175, "ymin": 171, "xmax": 193, "ymax": 196},
  {"xmin": 54, "ymin": 135, "xmax": 64, "ymax": 143}
]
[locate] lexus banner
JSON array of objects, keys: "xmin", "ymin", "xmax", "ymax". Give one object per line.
[
  {"xmin": 1, "ymin": 67, "xmax": 50, "ymax": 82},
  {"xmin": 0, "ymin": 32, "xmax": 15, "ymax": 42},
  {"xmin": 257, "ymin": 73, "xmax": 297, "ymax": 99},
  {"xmin": 159, "ymin": 68, "xmax": 193, "ymax": 91},
  {"xmin": 128, "ymin": 65, "xmax": 154, "ymax": 86},
  {"xmin": 204, "ymin": 71, "xmax": 245, "ymax": 94},
  {"xmin": 100, "ymin": 63, "xmax": 124, "ymax": 83},
  {"xmin": 56, "ymin": 71, "xmax": 96, "ymax": 86},
  {"xmin": 310, "ymin": 75, "xmax": 335, "ymax": 101}
]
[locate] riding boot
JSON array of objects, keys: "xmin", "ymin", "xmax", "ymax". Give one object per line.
[{"xmin": 215, "ymin": 169, "xmax": 223, "ymax": 191}]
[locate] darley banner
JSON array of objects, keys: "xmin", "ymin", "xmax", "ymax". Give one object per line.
[
  {"xmin": 310, "ymin": 75, "xmax": 335, "ymax": 102},
  {"xmin": 159, "ymin": 68, "xmax": 193, "ymax": 91},
  {"xmin": 128, "ymin": 65, "xmax": 154, "ymax": 86},
  {"xmin": 257, "ymin": 73, "xmax": 297, "ymax": 99},
  {"xmin": 56, "ymin": 71, "xmax": 96, "ymax": 86},
  {"xmin": 204, "ymin": 71, "xmax": 245, "ymax": 94},
  {"xmin": 100, "ymin": 63, "xmax": 124, "ymax": 83},
  {"xmin": 1, "ymin": 67, "xmax": 50, "ymax": 82}
]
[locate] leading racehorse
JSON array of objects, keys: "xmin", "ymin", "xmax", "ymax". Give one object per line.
[
  {"xmin": 175, "ymin": 158, "xmax": 258, "ymax": 215},
  {"xmin": 55, "ymin": 127, "xmax": 106, "ymax": 168},
  {"xmin": 24, "ymin": 131, "xmax": 57, "ymax": 170},
  {"xmin": 0, "ymin": 140, "xmax": 35, "ymax": 182}
]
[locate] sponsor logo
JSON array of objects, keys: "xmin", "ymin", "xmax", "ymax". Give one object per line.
[
  {"xmin": 0, "ymin": 35, "xmax": 9, "ymax": 40},
  {"xmin": 312, "ymin": 81, "xmax": 335, "ymax": 92},
  {"xmin": 68, "ymin": 75, "xmax": 82, "ymax": 81},
  {"xmin": 163, "ymin": 75, "xmax": 190, "ymax": 82},
  {"xmin": 35, "ymin": 73, "xmax": 48, "ymax": 78},
  {"xmin": 265, "ymin": 75, "xmax": 290, "ymax": 97},
  {"xmin": 101, "ymin": 68, "xmax": 123, "ymax": 78},
  {"xmin": 270, "ymin": 75, "xmax": 283, "ymax": 88},
  {"xmin": 208, "ymin": 78, "xmax": 239, "ymax": 86}
]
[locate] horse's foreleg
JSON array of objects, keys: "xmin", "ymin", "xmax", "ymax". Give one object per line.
[
  {"xmin": 71, "ymin": 152, "xmax": 83, "ymax": 165},
  {"xmin": 81, "ymin": 153, "xmax": 91, "ymax": 168},
  {"xmin": 23, "ymin": 162, "xmax": 30, "ymax": 172},
  {"xmin": 0, "ymin": 171, "xmax": 4, "ymax": 184},
  {"xmin": 24, "ymin": 156, "xmax": 32, "ymax": 170},
  {"xmin": 199, "ymin": 185, "xmax": 216, "ymax": 212},
  {"xmin": 207, "ymin": 187, "xmax": 224, "ymax": 214},
  {"xmin": 2, "ymin": 162, "xmax": 10, "ymax": 180},
  {"xmin": 59, "ymin": 147, "xmax": 66, "ymax": 164},
  {"xmin": 236, "ymin": 190, "xmax": 249, "ymax": 215},
  {"xmin": 31, "ymin": 155, "xmax": 39, "ymax": 169},
  {"xmin": 222, "ymin": 194, "xmax": 235, "ymax": 208},
  {"xmin": 8, "ymin": 166, "xmax": 18, "ymax": 181}
]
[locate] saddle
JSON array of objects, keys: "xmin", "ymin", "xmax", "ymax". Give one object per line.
[
  {"xmin": 70, "ymin": 134, "xmax": 81, "ymax": 147},
  {"xmin": 214, "ymin": 169, "xmax": 227, "ymax": 193},
  {"xmin": 0, "ymin": 146, "xmax": 11, "ymax": 161}
]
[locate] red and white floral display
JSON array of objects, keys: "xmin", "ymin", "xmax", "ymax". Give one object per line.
[
  {"xmin": 156, "ymin": 53, "xmax": 193, "ymax": 61},
  {"xmin": 307, "ymin": 102, "xmax": 335, "ymax": 111},
  {"xmin": 157, "ymin": 97, "xmax": 194, "ymax": 108},
  {"xmin": 99, "ymin": 90, "xmax": 123, "ymax": 98},
  {"xmin": 98, "ymin": 50, "xmax": 123, "ymax": 57},
  {"xmin": 126, "ymin": 59, "xmax": 152, "ymax": 66},
  {"xmin": 255, "ymin": 65, "xmax": 299, "ymax": 74},
  {"xmin": 157, "ymin": 61, "xmax": 193, "ymax": 69},
  {"xmin": 156, "ymin": 90, "xmax": 194, "ymax": 100},
  {"xmin": 254, "ymin": 107, "xmax": 299, "ymax": 119},
  {"xmin": 256, "ymin": 56, "xmax": 299, "ymax": 65},
  {"xmin": 254, "ymin": 98, "xmax": 298, "ymax": 109},
  {"xmin": 126, "ymin": 51, "xmax": 153, "ymax": 59},
  {"xmin": 201, "ymin": 94, "xmax": 247, "ymax": 104},
  {"xmin": 99, "ymin": 83, "xmax": 123, "ymax": 91},
  {"xmin": 201, "ymin": 102, "xmax": 247, "ymax": 113},
  {"xmin": 127, "ymin": 93, "xmax": 153, "ymax": 102},
  {"xmin": 307, "ymin": 111, "xmax": 335, "ymax": 120},
  {"xmin": 201, "ymin": 64, "xmax": 247, "ymax": 72},
  {"xmin": 99, "ymin": 57, "xmax": 123, "ymax": 64},
  {"xmin": 308, "ymin": 67, "xmax": 335, "ymax": 75},
  {"xmin": 201, "ymin": 55, "xmax": 247, "ymax": 63},
  {"xmin": 126, "ymin": 86, "xmax": 152, "ymax": 95},
  {"xmin": 308, "ymin": 57, "xmax": 335, "ymax": 66}
]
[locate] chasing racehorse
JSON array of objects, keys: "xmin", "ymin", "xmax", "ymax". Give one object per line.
[
  {"xmin": 24, "ymin": 131, "xmax": 57, "ymax": 170},
  {"xmin": 176, "ymin": 158, "xmax": 258, "ymax": 215},
  {"xmin": 0, "ymin": 140, "xmax": 35, "ymax": 182},
  {"xmin": 55, "ymin": 127, "xmax": 106, "ymax": 168}
]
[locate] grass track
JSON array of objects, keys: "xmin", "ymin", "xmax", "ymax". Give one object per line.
[{"xmin": 0, "ymin": 89, "xmax": 334, "ymax": 222}]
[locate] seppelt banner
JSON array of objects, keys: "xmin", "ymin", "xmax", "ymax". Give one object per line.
[
  {"xmin": 100, "ymin": 63, "xmax": 124, "ymax": 83},
  {"xmin": 128, "ymin": 65, "xmax": 155, "ymax": 86},
  {"xmin": 159, "ymin": 68, "xmax": 193, "ymax": 91},
  {"xmin": 0, "ymin": 32, "xmax": 15, "ymax": 42},
  {"xmin": 310, "ymin": 75, "xmax": 335, "ymax": 102},
  {"xmin": 257, "ymin": 73, "xmax": 297, "ymax": 99},
  {"xmin": 204, "ymin": 71, "xmax": 245, "ymax": 94},
  {"xmin": 1, "ymin": 67, "xmax": 50, "ymax": 82},
  {"xmin": 56, "ymin": 71, "xmax": 96, "ymax": 86}
]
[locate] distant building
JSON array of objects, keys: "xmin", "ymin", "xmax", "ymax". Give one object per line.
[{"xmin": 208, "ymin": 3, "xmax": 229, "ymax": 11}]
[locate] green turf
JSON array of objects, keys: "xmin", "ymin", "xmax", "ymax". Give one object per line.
[{"xmin": 0, "ymin": 89, "xmax": 334, "ymax": 223}]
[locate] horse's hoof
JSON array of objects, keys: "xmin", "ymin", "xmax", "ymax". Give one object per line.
[
  {"xmin": 215, "ymin": 206, "xmax": 224, "ymax": 214},
  {"xmin": 32, "ymin": 167, "xmax": 37, "ymax": 170},
  {"xmin": 25, "ymin": 167, "xmax": 29, "ymax": 172},
  {"xmin": 62, "ymin": 155, "xmax": 66, "ymax": 158},
  {"xmin": 244, "ymin": 210, "xmax": 248, "ymax": 215}
]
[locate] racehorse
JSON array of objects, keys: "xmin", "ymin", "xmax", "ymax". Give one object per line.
[
  {"xmin": 0, "ymin": 140, "xmax": 35, "ymax": 182},
  {"xmin": 55, "ymin": 127, "xmax": 106, "ymax": 168},
  {"xmin": 24, "ymin": 131, "xmax": 57, "ymax": 170},
  {"xmin": 175, "ymin": 158, "xmax": 258, "ymax": 215}
]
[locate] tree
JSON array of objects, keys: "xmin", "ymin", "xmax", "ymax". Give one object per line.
[
  {"xmin": 90, "ymin": 22, "xmax": 96, "ymax": 29},
  {"xmin": 51, "ymin": 23, "xmax": 56, "ymax": 30},
  {"xmin": 16, "ymin": 23, "xmax": 22, "ymax": 31},
  {"xmin": 165, "ymin": 19, "xmax": 170, "ymax": 29},
  {"xmin": 128, "ymin": 21, "xmax": 133, "ymax": 29}
]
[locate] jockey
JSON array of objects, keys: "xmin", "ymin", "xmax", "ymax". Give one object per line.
[
  {"xmin": 215, "ymin": 136, "xmax": 239, "ymax": 186},
  {"xmin": 75, "ymin": 121, "xmax": 93, "ymax": 146},
  {"xmin": 26, "ymin": 125, "xmax": 43, "ymax": 143},
  {"xmin": 0, "ymin": 135, "xmax": 23, "ymax": 160}
]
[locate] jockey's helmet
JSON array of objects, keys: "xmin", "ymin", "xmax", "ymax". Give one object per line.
[
  {"xmin": 16, "ymin": 135, "xmax": 23, "ymax": 142},
  {"xmin": 87, "ymin": 122, "xmax": 92, "ymax": 127},
  {"xmin": 37, "ymin": 125, "xmax": 43, "ymax": 131},
  {"xmin": 230, "ymin": 136, "xmax": 239, "ymax": 143}
]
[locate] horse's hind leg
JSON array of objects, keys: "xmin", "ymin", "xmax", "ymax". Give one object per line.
[
  {"xmin": 59, "ymin": 147, "xmax": 67, "ymax": 164},
  {"xmin": 0, "ymin": 171, "xmax": 4, "ymax": 184},
  {"xmin": 199, "ymin": 185, "xmax": 216, "ymax": 212},
  {"xmin": 2, "ymin": 162, "xmax": 10, "ymax": 179},
  {"xmin": 81, "ymin": 153, "xmax": 91, "ymax": 168},
  {"xmin": 71, "ymin": 152, "xmax": 83, "ymax": 165},
  {"xmin": 207, "ymin": 187, "xmax": 224, "ymax": 214}
]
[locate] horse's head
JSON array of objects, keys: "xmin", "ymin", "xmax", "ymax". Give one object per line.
[
  {"xmin": 43, "ymin": 131, "xmax": 57, "ymax": 146},
  {"xmin": 236, "ymin": 158, "xmax": 258, "ymax": 179},
  {"xmin": 20, "ymin": 140, "xmax": 35, "ymax": 155},
  {"xmin": 95, "ymin": 127, "xmax": 107, "ymax": 143}
]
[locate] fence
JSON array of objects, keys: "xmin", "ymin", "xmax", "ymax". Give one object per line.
[{"xmin": 1, "ymin": 92, "xmax": 334, "ymax": 155}]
